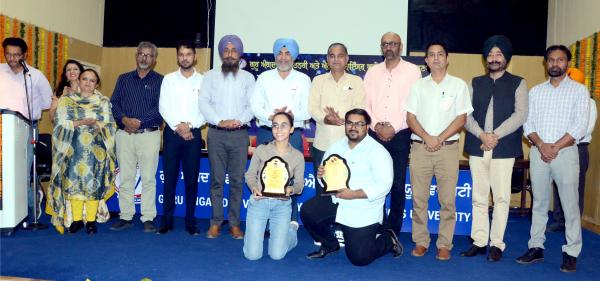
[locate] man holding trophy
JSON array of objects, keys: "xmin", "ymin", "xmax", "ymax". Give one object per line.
[{"xmin": 300, "ymin": 109, "xmax": 403, "ymax": 266}]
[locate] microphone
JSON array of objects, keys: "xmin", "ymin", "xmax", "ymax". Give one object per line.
[{"xmin": 18, "ymin": 59, "xmax": 29, "ymax": 73}]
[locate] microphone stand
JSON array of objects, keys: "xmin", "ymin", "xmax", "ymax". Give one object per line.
[{"xmin": 21, "ymin": 64, "xmax": 48, "ymax": 230}]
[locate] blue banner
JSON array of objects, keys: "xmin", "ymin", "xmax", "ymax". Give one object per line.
[{"xmin": 107, "ymin": 156, "xmax": 472, "ymax": 235}]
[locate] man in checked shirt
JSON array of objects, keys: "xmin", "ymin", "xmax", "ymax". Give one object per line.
[{"xmin": 516, "ymin": 45, "xmax": 590, "ymax": 273}]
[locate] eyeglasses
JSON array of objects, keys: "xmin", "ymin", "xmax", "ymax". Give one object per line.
[
  {"xmin": 345, "ymin": 121, "xmax": 367, "ymax": 128},
  {"xmin": 272, "ymin": 123, "xmax": 291, "ymax": 130},
  {"xmin": 137, "ymin": 52, "xmax": 154, "ymax": 59},
  {"xmin": 380, "ymin": 41, "xmax": 400, "ymax": 48}
]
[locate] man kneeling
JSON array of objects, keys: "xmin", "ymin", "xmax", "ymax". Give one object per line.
[{"xmin": 300, "ymin": 109, "xmax": 403, "ymax": 266}]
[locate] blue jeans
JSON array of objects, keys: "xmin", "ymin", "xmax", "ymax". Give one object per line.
[
  {"xmin": 256, "ymin": 126, "xmax": 303, "ymax": 222},
  {"xmin": 243, "ymin": 196, "xmax": 298, "ymax": 260}
]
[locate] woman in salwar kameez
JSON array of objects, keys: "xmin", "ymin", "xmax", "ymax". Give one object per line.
[{"xmin": 47, "ymin": 69, "xmax": 117, "ymax": 234}]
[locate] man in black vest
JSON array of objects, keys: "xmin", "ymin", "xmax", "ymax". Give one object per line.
[{"xmin": 461, "ymin": 35, "xmax": 528, "ymax": 262}]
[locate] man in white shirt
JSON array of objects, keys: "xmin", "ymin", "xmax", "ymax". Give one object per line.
[
  {"xmin": 300, "ymin": 109, "xmax": 403, "ymax": 266},
  {"xmin": 157, "ymin": 40, "xmax": 206, "ymax": 235},
  {"xmin": 250, "ymin": 38, "xmax": 311, "ymax": 222},
  {"xmin": 405, "ymin": 42, "xmax": 473, "ymax": 261}
]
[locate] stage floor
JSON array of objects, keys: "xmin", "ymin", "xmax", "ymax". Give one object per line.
[{"xmin": 1, "ymin": 214, "xmax": 599, "ymax": 281}]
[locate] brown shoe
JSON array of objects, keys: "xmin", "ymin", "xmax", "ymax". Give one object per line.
[
  {"xmin": 436, "ymin": 247, "xmax": 451, "ymax": 261},
  {"xmin": 411, "ymin": 245, "xmax": 428, "ymax": 257},
  {"xmin": 229, "ymin": 226, "xmax": 245, "ymax": 239},
  {"xmin": 206, "ymin": 225, "xmax": 221, "ymax": 238}
]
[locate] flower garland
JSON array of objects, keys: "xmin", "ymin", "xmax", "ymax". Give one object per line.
[
  {"xmin": 0, "ymin": 14, "xmax": 70, "ymax": 89},
  {"xmin": 570, "ymin": 31, "xmax": 599, "ymax": 98}
]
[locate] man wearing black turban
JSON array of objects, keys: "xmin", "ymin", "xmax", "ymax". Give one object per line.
[{"xmin": 462, "ymin": 35, "xmax": 528, "ymax": 262}]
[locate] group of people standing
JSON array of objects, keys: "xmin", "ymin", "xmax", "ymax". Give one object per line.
[{"xmin": 0, "ymin": 30, "xmax": 594, "ymax": 273}]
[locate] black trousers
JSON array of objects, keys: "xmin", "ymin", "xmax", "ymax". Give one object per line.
[
  {"xmin": 300, "ymin": 196, "xmax": 394, "ymax": 266},
  {"xmin": 369, "ymin": 128, "xmax": 411, "ymax": 235},
  {"xmin": 310, "ymin": 145, "xmax": 326, "ymax": 196},
  {"xmin": 161, "ymin": 126, "xmax": 202, "ymax": 229}
]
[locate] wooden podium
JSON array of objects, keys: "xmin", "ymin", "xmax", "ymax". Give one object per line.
[{"xmin": 0, "ymin": 109, "xmax": 30, "ymax": 230}]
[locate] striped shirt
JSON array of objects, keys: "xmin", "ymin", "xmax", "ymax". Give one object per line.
[
  {"xmin": 523, "ymin": 76, "xmax": 589, "ymax": 143},
  {"xmin": 110, "ymin": 70, "xmax": 164, "ymax": 129}
]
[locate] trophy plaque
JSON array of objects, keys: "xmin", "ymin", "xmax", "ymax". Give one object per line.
[
  {"xmin": 260, "ymin": 156, "xmax": 291, "ymax": 198},
  {"xmin": 322, "ymin": 154, "xmax": 350, "ymax": 195}
]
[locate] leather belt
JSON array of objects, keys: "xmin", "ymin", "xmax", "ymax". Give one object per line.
[
  {"xmin": 209, "ymin": 124, "xmax": 249, "ymax": 131},
  {"xmin": 128, "ymin": 127, "xmax": 160, "ymax": 134},
  {"xmin": 412, "ymin": 139, "xmax": 458, "ymax": 146}
]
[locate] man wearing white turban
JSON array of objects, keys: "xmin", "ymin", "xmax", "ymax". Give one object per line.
[{"xmin": 250, "ymin": 38, "xmax": 311, "ymax": 223}]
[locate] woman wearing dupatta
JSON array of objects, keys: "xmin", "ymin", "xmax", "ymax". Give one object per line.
[{"xmin": 47, "ymin": 69, "xmax": 117, "ymax": 234}]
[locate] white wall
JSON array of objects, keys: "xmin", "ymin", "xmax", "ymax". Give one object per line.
[
  {"xmin": 547, "ymin": 0, "xmax": 600, "ymax": 46},
  {"xmin": 213, "ymin": 0, "xmax": 409, "ymax": 64},
  {"xmin": 0, "ymin": 0, "xmax": 105, "ymax": 46}
]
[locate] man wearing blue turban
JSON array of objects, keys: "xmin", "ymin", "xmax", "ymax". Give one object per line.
[{"xmin": 250, "ymin": 38, "xmax": 311, "ymax": 223}]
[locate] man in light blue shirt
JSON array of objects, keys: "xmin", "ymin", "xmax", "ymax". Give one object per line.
[
  {"xmin": 200, "ymin": 35, "xmax": 255, "ymax": 239},
  {"xmin": 300, "ymin": 108, "xmax": 403, "ymax": 266}
]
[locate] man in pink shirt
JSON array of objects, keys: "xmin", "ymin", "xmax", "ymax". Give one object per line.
[
  {"xmin": 364, "ymin": 32, "xmax": 422, "ymax": 236},
  {"xmin": 0, "ymin": 71, "xmax": 28, "ymax": 117}
]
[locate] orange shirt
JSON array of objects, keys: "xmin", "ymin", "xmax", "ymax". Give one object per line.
[{"xmin": 364, "ymin": 59, "xmax": 421, "ymax": 132}]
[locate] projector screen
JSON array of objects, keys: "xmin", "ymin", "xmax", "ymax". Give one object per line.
[{"xmin": 213, "ymin": 0, "xmax": 409, "ymax": 66}]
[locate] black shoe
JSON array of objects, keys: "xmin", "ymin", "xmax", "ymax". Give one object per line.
[
  {"xmin": 386, "ymin": 229, "xmax": 404, "ymax": 258},
  {"xmin": 86, "ymin": 221, "xmax": 97, "ymax": 234},
  {"xmin": 560, "ymin": 252, "xmax": 577, "ymax": 272},
  {"xmin": 186, "ymin": 226, "xmax": 200, "ymax": 236},
  {"xmin": 516, "ymin": 248, "xmax": 544, "ymax": 264},
  {"xmin": 487, "ymin": 246, "xmax": 503, "ymax": 262},
  {"xmin": 460, "ymin": 244, "xmax": 487, "ymax": 257},
  {"xmin": 306, "ymin": 246, "xmax": 340, "ymax": 259},
  {"xmin": 69, "ymin": 221, "xmax": 84, "ymax": 233},
  {"xmin": 109, "ymin": 219, "xmax": 133, "ymax": 231},
  {"xmin": 143, "ymin": 221, "xmax": 156, "ymax": 233},
  {"xmin": 546, "ymin": 222, "xmax": 566, "ymax": 233},
  {"xmin": 156, "ymin": 226, "xmax": 172, "ymax": 235}
]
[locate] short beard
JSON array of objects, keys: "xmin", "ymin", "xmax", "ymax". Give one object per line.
[
  {"xmin": 276, "ymin": 62, "xmax": 292, "ymax": 72},
  {"xmin": 138, "ymin": 63, "xmax": 150, "ymax": 70},
  {"xmin": 548, "ymin": 67, "xmax": 566, "ymax": 77},
  {"xmin": 178, "ymin": 61, "xmax": 194, "ymax": 71},
  {"xmin": 221, "ymin": 61, "xmax": 239, "ymax": 74}
]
